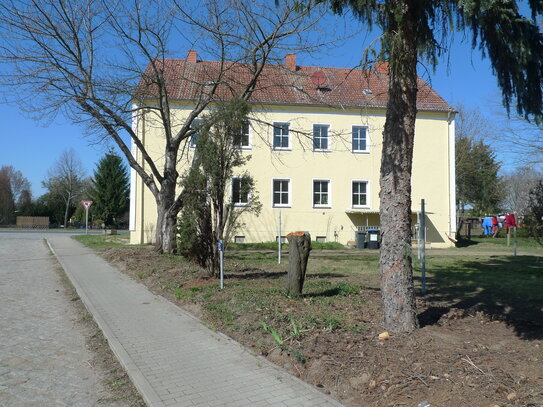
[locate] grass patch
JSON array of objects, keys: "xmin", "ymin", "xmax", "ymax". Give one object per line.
[
  {"xmin": 227, "ymin": 241, "xmax": 345, "ymax": 251},
  {"xmin": 455, "ymin": 235, "xmax": 543, "ymax": 251},
  {"xmin": 73, "ymin": 234, "xmax": 130, "ymax": 249}
]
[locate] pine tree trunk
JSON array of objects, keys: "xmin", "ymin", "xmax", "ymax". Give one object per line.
[
  {"xmin": 286, "ymin": 231, "xmax": 312, "ymax": 296},
  {"xmin": 379, "ymin": 0, "xmax": 420, "ymax": 333}
]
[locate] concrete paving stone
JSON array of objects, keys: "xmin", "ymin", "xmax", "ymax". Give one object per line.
[{"xmin": 46, "ymin": 235, "xmax": 344, "ymax": 407}]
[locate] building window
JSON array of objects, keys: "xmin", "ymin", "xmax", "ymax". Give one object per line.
[
  {"xmin": 313, "ymin": 180, "xmax": 330, "ymax": 207},
  {"xmin": 273, "ymin": 122, "xmax": 289, "ymax": 149},
  {"xmin": 232, "ymin": 176, "xmax": 250, "ymax": 206},
  {"xmin": 233, "ymin": 121, "xmax": 250, "ymax": 148},
  {"xmin": 352, "ymin": 126, "xmax": 368, "ymax": 152},
  {"xmin": 313, "ymin": 124, "xmax": 330, "ymax": 151},
  {"xmin": 316, "ymin": 236, "xmax": 327, "ymax": 243},
  {"xmin": 352, "ymin": 181, "xmax": 368, "ymax": 207},
  {"xmin": 234, "ymin": 236, "xmax": 245, "ymax": 243},
  {"xmin": 272, "ymin": 179, "xmax": 290, "ymax": 207},
  {"xmin": 190, "ymin": 119, "xmax": 203, "ymax": 148}
]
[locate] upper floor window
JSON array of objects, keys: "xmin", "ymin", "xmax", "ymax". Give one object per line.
[
  {"xmin": 190, "ymin": 119, "xmax": 203, "ymax": 148},
  {"xmin": 313, "ymin": 180, "xmax": 330, "ymax": 207},
  {"xmin": 232, "ymin": 176, "xmax": 250, "ymax": 206},
  {"xmin": 352, "ymin": 180, "xmax": 368, "ymax": 207},
  {"xmin": 273, "ymin": 122, "xmax": 289, "ymax": 150},
  {"xmin": 272, "ymin": 179, "xmax": 290, "ymax": 207},
  {"xmin": 352, "ymin": 126, "xmax": 368, "ymax": 152},
  {"xmin": 233, "ymin": 121, "xmax": 250, "ymax": 149},
  {"xmin": 313, "ymin": 124, "xmax": 330, "ymax": 151}
]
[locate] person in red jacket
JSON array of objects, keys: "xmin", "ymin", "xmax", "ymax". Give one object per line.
[{"xmin": 492, "ymin": 216, "xmax": 499, "ymax": 237}]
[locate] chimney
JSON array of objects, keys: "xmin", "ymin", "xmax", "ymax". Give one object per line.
[
  {"xmin": 285, "ymin": 53, "xmax": 296, "ymax": 71},
  {"xmin": 187, "ymin": 50, "xmax": 197, "ymax": 63}
]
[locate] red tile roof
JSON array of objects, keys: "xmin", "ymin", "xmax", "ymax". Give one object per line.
[{"xmin": 138, "ymin": 57, "xmax": 453, "ymax": 112}]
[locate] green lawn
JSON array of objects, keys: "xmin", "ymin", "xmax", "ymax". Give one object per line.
[{"xmin": 455, "ymin": 235, "xmax": 543, "ymax": 252}]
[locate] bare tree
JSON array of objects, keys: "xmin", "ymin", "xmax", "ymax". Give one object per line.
[
  {"xmin": 43, "ymin": 149, "xmax": 87, "ymax": 227},
  {"xmin": 496, "ymin": 114, "xmax": 543, "ymax": 169},
  {"xmin": 501, "ymin": 167, "xmax": 542, "ymax": 216},
  {"xmin": 0, "ymin": 0, "xmax": 331, "ymax": 253}
]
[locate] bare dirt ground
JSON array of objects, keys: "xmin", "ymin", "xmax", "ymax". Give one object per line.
[{"xmin": 99, "ymin": 245, "xmax": 543, "ymax": 407}]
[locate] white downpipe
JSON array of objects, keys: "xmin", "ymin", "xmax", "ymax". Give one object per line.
[
  {"xmin": 448, "ymin": 114, "xmax": 456, "ymax": 238},
  {"xmin": 129, "ymin": 104, "xmax": 138, "ymax": 232}
]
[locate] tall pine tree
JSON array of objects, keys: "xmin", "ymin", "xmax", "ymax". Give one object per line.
[
  {"xmin": 90, "ymin": 152, "xmax": 129, "ymax": 228},
  {"xmin": 314, "ymin": 0, "xmax": 543, "ymax": 332}
]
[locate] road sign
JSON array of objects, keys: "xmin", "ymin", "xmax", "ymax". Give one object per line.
[{"xmin": 81, "ymin": 200, "xmax": 93, "ymax": 209}]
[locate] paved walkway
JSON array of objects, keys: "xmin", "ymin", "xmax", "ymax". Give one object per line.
[
  {"xmin": 0, "ymin": 233, "xmax": 110, "ymax": 406},
  {"xmin": 47, "ymin": 235, "xmax": 343, "ymax": 407}
]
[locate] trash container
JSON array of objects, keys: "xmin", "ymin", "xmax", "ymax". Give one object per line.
[
  {"xmin": 367, "ymin": 229, "xmax": 380, "ymax": 249},
  {"xmin": 356, "ymin": 231, "xmax": 366, "ymax": 249}
]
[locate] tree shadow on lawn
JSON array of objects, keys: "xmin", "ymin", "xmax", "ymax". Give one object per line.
[
  {"xmin": 417, "ymin": 255, "xmax": 543, "ymax": 340},
  {"xmin": 454, "ymin": 237, "xmax": 481, "ymax": 248}
]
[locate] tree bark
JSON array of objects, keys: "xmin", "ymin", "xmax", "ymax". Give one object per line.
[
  {"xmin": 286, "ymin": 231, "xmax": 312, "ymax": 296},
  {"xmin": 379, "ymin": 0, "xmax": 419, "ymax": 333},
  {"xmin": 154, "ymin": 175, "xmax": 178, "ymax": 254}
]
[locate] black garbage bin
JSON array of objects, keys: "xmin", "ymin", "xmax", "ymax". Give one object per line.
[
  {"xmin": 356, "ymin": 231, "xmax": 366, "ymax": 249},
  {"xmin": 367, "ymin": 229, "xmax": 380, "ymax": 249}
]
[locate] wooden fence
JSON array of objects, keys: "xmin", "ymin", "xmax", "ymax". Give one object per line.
[{"xmin": 16, "ymin": 216, "xmax": 49, "ymax": 229}]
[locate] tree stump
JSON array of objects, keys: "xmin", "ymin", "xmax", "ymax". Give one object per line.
[{"xmin": 286, "ymin": 231, "xmax": 312, "ymax": 296}]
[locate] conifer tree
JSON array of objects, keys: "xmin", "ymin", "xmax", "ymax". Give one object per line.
[
  {"xmin": 90, "ymin": 152, "xmax": 129, "ymax": 228},
  {"xmin": 314, "ymin": 0, "xmax": 543, "ymax": 332}
]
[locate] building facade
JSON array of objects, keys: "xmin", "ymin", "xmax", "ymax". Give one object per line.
[{"xmin": 129, "ymin": 53, "xmax": 456, "ymax": 248}]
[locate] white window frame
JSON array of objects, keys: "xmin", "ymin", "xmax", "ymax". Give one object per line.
[
  {"xmin": 312, "ymin": 123, "xmax": 331, "ymax": 152},
  {"xmin": 352, "ymin": 179, "xmax": 370, "ymax": 208},
  {"xmin": 272, "ymin": 122, "xmax": 290, "ymax": 151},
  {"xmin": 231, "ymin": 176, "xmax": 250, "ymax": 206},
  {"xmin": 233, "ymin": 121, "xmax": 251, "ymax": 150},
  {"xmin": 351, "ymin": 125, "xmax": 369, "ymax": 153},
  {"xmin": 189, "ymin": 118, "xmax": 203, "ymax": 149},
  {"xmin": 272, "ymin": 178, "xmax": 291, "ymax": 207},
  {"xmin": 312, "ymin": 178, "xmax": 331, "ymax": 208}
]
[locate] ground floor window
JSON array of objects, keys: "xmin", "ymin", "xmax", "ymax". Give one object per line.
[
  {"xmin": 313, "ymin": 179, "xmax": 330, "ymax": 207},
  {"xmin": 273, "ymin": 179, "xmax": 290, "ymax": 207},
  {"xmin": 232, "ymin": 177, "xmax": 250, "ymax": 205},
  {"xmin": 352, "ymin": 181, "xmax": 368, "ymax": 207}
]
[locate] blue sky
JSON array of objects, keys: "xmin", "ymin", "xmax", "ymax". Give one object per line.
[{"xmin": 0, "ymin": 17, "xmax": 507, "ymax": 198}]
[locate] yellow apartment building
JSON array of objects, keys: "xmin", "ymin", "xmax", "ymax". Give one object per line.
[{"xmin": 129, "ymin": 52, "xmax": 456, "ymax": 248}]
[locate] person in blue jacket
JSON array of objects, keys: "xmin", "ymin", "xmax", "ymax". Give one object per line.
[{"xmin": 482, "ymin": 217, "xmax": 493, "ymax": 235}]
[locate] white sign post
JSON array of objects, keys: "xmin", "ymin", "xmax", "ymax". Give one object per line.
[
  {"xmin": 218, "ymin": 240, "xmax": 224, "ymax": 289},
  {"xmin": 81, "ymin": 201, "xmax": 93, "ymax": 234}
]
